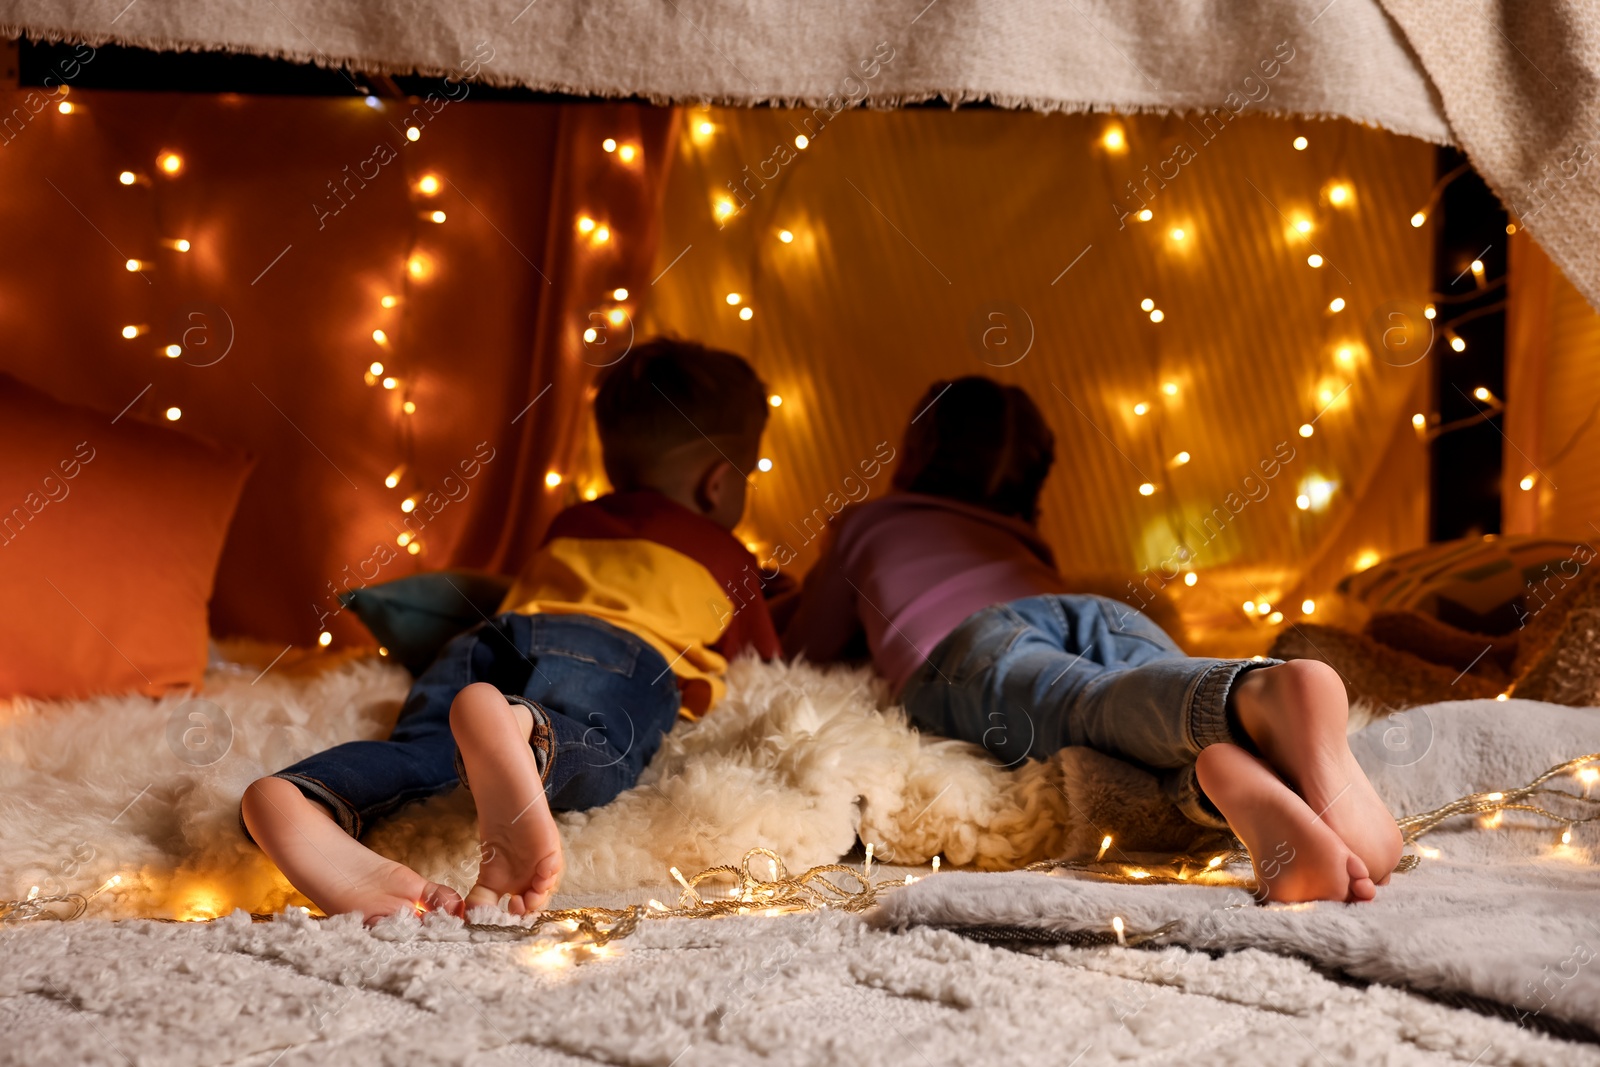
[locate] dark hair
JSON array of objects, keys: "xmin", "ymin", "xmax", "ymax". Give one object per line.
[
  {"xmin": 593, "ymin": 337, "xmax": 769, "ymax": 490},
  {"xmin": 892, "ymin": 377, "xmax": 1055, "ymax": 522}
]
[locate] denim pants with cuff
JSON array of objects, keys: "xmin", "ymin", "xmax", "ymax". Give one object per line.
[
  {"xmin": 267, "ymin": 612, "xmax": 682, "ymax": 839},
  {"xmin": 899, "ymin": 594, "xmax": 1278, "ymax": 828}
]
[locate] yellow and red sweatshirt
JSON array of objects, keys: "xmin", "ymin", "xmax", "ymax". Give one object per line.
[{"xmin": 499, "ymin": 491, "xmax": 779, "ymax": 716}]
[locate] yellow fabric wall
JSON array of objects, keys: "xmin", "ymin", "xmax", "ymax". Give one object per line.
[
  {"xmin": 640, "ymin": 108, "xmax": 1436, "ymax": 655},
  {"xmin": 1504, "ymin": 234, "xmax": 1600, "ymax": 541}
]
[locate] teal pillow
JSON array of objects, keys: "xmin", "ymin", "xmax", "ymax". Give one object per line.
[{"xmin": 340, "ymin": 570, "xmax": 514, "ymax": 676}]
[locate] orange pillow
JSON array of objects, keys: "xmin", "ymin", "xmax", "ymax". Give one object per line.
[{"xmin": 0, "ymin": 375, "xmax": 252, "ymax": 699}]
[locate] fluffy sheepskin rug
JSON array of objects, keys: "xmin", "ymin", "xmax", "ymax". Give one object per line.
[{"xmin": 0, "ymin": 647, "xmax": 1216, "ymax": 917}]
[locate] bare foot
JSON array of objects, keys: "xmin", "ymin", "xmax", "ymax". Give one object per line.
[
  {"xmin": 450, "ymin": 683, "xmax": 564, "ymax": 915},
  {"xmin": 1231, "ymin": 660, "xmax": 1404, "ymax": 884},
  {"xmin": 241, "ymin": 776, "xmax": 464, "ymax": 923},
  {"xmin": 1196, "ymin": 743, "xmax": 1376, "ymax": 904}
]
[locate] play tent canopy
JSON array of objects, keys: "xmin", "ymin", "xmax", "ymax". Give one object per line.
[
  {"xmin": 8, "ymin": 0, "xmax": 1597, "ymax": 308},
  {"xmin": 4, "ymin": 1, "xmax": 1599, "ymax": 696}
]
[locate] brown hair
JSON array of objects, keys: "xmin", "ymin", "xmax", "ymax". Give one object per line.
[
  {"xmin": 593, "ymin": 337, "xmax": 769, "ymax": 490},
  {"xmin": 892, "ymin": 376, "xmax": 1056, "ymax": 522}
]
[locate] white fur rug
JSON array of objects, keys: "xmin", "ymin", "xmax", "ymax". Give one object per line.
[
  {"xmin": 873, "ymin": 701, "xmax": 1600, "ymax": 1042},
  {"xmin": 0, "ymin": 646, "xmax": 1213, "ymax": 918}
]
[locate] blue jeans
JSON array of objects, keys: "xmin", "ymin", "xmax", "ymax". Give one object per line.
[
  {"xmin": 899, "ymin": 595, "xmax": 1276, "ymax": 828},
  {"xmin": 268, "ymin": 613, "xmax": 682, "ymax": 839}
]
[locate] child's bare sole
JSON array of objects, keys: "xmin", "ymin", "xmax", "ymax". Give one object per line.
[
  {"xmin": 450, "ymin": 683, "xmax": 564, "ymax": 915},
  {"xmin": 1232, "ymin": 660, "xmax": 1405, "ymax": 884},
  {"xmin": 240, "ymin": 776, "xmax": 464, "ymax": 923},
  {"xmin": 1197, "ymin": 743, "xmax": 1376, "ymax": 904}
]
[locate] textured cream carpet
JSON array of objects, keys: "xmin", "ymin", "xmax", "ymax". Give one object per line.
[{"xmin": 7, "ymin": 902, "xmax": 1600, "ymax": 1066}]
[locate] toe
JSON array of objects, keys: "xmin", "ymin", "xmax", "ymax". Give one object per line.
[
  {"xmin": 464, "ymin": 884, "xmax": 501, "ymax": 911},
  {"xmin": 1348, "ymin": 875, "xmax": 1376, "ymax": 902},
  {"xmin": 422, "ymin": 881, "xmax": 466, "ymax": 919}
]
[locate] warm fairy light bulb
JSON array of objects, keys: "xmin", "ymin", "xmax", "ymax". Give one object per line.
[
  {"xmin": 583, "ymin": 486, "xmax": 599, "ymax": 500},
  {"xmin": 1328, "ymin": 297, "xmax": 1345, "ymax": 313},
  {"xmin": 58, "ymin": 101, "xmax": 75, "ymax": 114},
  {"xmin": 1169, "ymin": 227, "xmax": 1186, "ymax": 241},
  {"xmin": 1318, "ymin": 388, "xmax": 1336, "ymax": 406},
  {"xmin": 1136, "ymin": 208, "xmax": 1153, "ymax": 222},
  {"xmin": 1451, "ymin": 336, "xmax": 1467, "ymax": 352},
  {"xmin": 1140, "ymin": 298, "xmax": 1155, "ymax": 312},
  {"xmin": 1307, "ymin": 253, "xmax": 1324, "ymax": 268},
  {"xmin": 406, "ymin": 253, "xmax": 430, "ymax": 279},
  {"xmin": 405, "ymin": 126, "xmax": 421, "ymax": 141},
  {"xmin": 1111, "ymin": 916, "xmax": 1126, "ymax": 945},
  {"xmin": 725, "ymin": 292, "xmax": 742, "ymax": 305},
  {"xmin": 1411, "ymin": 211, "xmax": 1427, "ymax": 227},
  {"xmin": 612, "ymin": 287, "xmax": 629, "ymax": 301},
  {"xmin": 607, "ymin": 308, "xmax": 626, "ymax": 325},
  {"xmin": 1473, "ymin": 386, "xmax": 1492, "ymax": 401},
  {"xmin": 768, "ymin": 394, "xmax": 783, "ymax": 407},
  {"xmin": 618, "ymin": 145, "xmax": 637, "ymax": 163},
  {"xmin": 401, "ymin": 497, "xmax": 417, "ymax": 513},
  {"xmin": 1097, "ymin": 835, "xmax": 1113, "ymax": 860},
  {"xmin": 417, "ymin": 174, "xmax": 440, "ymax": 194},
  {"xmin": 545, "ymin": 471, "xmax": 563, "ymax": 488},
  {"xmin": 1256, "ymin": 601, "xmax": 1272, "ymax": 614},
  {"xmin": 1507, "ymin": 222, "xmax": 1518, "ymax": 234},
  {"xmin": 118, "ymin": 170, "xmax": 137, "ymax": 185},
  {"xmin": 739, "ymin": 306, "xmax": 753, "ymax": 321},
  {"xmin": 385, "ymin": 465, "xmax": 405, "ymax": 489},
  {"xmin": 602, "ymin": 138, "xmax": 617, "ymax": 153},
  {"xmin": 1519, "ymin": 474, "xmax": 1536, "ymax": 491},
  {"xmin": 403, "ymin": 400, "xmax": 416, "ymax": 414},
  {"xmin": 577, "ymin": 216, "xmax": 596, "ymax": 233},
  {"xmin": 757, "ymin": 457, "xmax": 774, "ymax": 472},
  {"xmin": 1303, "ymin": 477, "xmax": 1335, "ymax": 509},
  {"xmin": 165, "ymin": 406, "xmax": 182, "ymax": 421},
  {"xmin": 794, "ymin": 134, "xmax": 809, "ymax": 149},
  {"xmin": 931, "ymin": 855, "xmax": 941, "ymax": 873},
  {"xmin": 778, "ymin": 229, "xmax": 794, "ymax": 243},
  {"xmin": 1561, "ymin": 828, "xmax": 1573, "ymax": 845},
  {"xmin": 714, "ymin": 197, "xmax": 736, "ymax": 220},
  {"xmin": 1579, "ymin": 767, "xmax": 1599, "ymax": 786},
  {"xmin": 1161, "ymin": 382, "xmax": 1178, "ymax": 396},
  {"xmin": 1412, "ymin": 412, "xmax": 1427, "ymax": 429},
  {"xmin": 1184, "ymin": 571, "xmax": 1198, "ymax": 587},
  {"xmin": 1471, "ymin": 259, "xmax": 1485, "ymax": 275},
  {"xmin": 1207, "ymin": 855, "xmax": 1224, "ymax": 868},
  {"xmin": 428, "ymin": 210, "xmax": 446, "ymax": 223},
  {"xmin": 697, "ymin": 121, "xmax": 715, "ymax": 136},
  {"xmin": 1336, "ymin": 346, "xmax": 1354, "ymax": 365},
  {"xmin": 165, "ymin": 238, "xmax": 192, "ymax": 252},
  {"xmin": 1297, "ymin": 494, "xmax": 1311, "ymax": 510},
  {"xmin": 397, "ymin": 532, "xmax": 413, "ymax": 547},
  {"xmin": 1101, "ymin": 126, "xmax": 1126, "ymax": 152},
  {"xmin": 382, "ymin": 376, "xmax": 398, "ymax": 390},
  {"xmin": 121, "ymin": 325, "xmax": 142, "ymax": 339},
  {"xmin": 317, "ymin": 631, "xmax": 333, "ymax": 647},
  {"xmin": 125, "ymin": 259, "xmax": 143, "ymax": 272},
  {"xmin": 165, "ymin": 344, "xmax": 182, "ymax": 358},
  {"xmin": 1295, "ymin": 219, "xmax": 1312, "ymax": 234},
  {"xmin": 381, "ymin": 295, "xmax": 399, "ymax": 308},
  {"xmin": 1267, "ymin": 611, "xmax": 1284, "ymax": 624},
  {"xmin": 582, "ymin": 326, "xmax": 598, "ymax": 343},
  {"xmin": 369, "ymin": 361, "xmax": 384, "ymax": 376},
  {"xmin": 1149, "ymin": 309, "xmax": 1164, "ymax": 323},
  {"xmin": 1243, "ymin": 601, "xmax": 1258, "ymax": 614},
  {"xmin": 1327, "ymin": 184, "xmax": 1351, "ymax": 205},
  {"xmin": 594, "ymin": 226, "xmax": 610, "ymax": 243},
  {"xmin": 407, "ymin": 541, "xmax": 422, "ymax": 555},
  {"xmin": 1301, "ymin": 599, "xmax": 1316, "ymax": 614},
  {"xmin": 157, "ymin": 151, "xmax": 183, "ymax": 175},
  {"xmin": 1355, "ymin": 549, "xmax": 1381, "ymax": 571},
  {"xmin": 1292, "ymin": 136, "xmax": 1308, "ymax": 150},
  {"xmin": 1138, "ymin": 482, "xmax": 1155, "ymax": 496},
  {"xmin": 372, "ymin": 329, "xmax": 388, "ymax": 345},
  {"xmin": 1172, "ymin": 451, "xmax": 1190, "ymax": 465},
  {"xmin": 1133, "ymin": 402, "xmax": 1149, "ymax": 416}
]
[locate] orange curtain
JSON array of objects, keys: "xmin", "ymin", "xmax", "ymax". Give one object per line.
[{"xmin": 0, "ymin": 90, "xmax": 675, "ymax": 646}]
